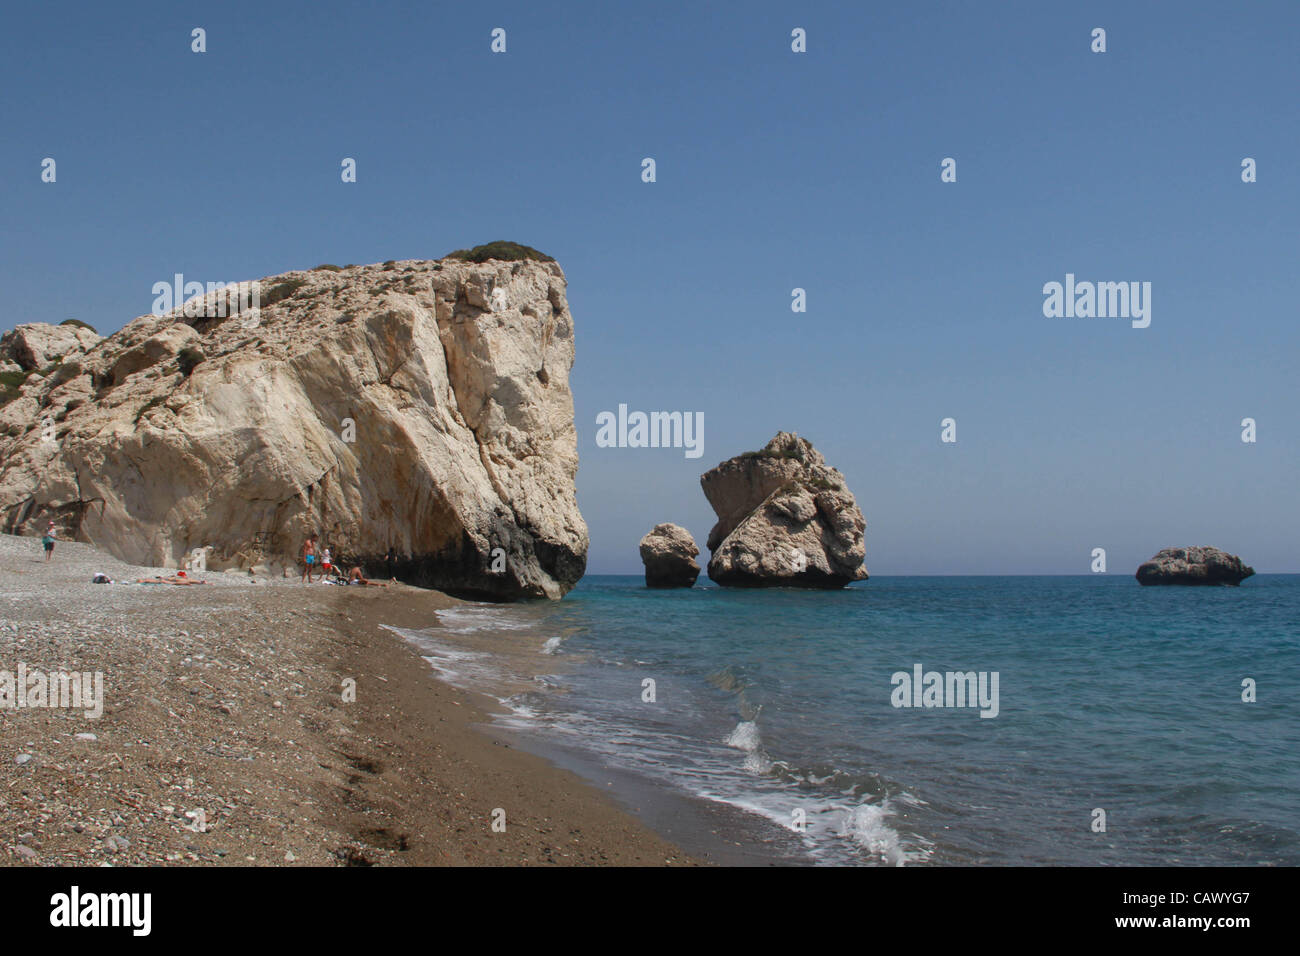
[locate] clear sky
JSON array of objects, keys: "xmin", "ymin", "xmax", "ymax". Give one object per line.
[{"xmin": 2, "ymin": 1, "xmax": 1296, "ymax": 574}]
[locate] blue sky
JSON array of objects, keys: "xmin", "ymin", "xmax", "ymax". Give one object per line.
[{"xmin": 2, "ymin": 1, "xmax": 1296, "ymax": 574}]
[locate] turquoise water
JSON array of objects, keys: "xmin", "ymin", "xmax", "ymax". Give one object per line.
[{"xmin": 409, "ymin": 574, "xmax": 1300, "ymax": 865}]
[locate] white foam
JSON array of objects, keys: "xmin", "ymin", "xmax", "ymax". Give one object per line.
[
  {"xmin": 724, "ymin": 720, "xmax": 774, "ymax": 774},
  {"xmin": 435, "ymin": 606, "xmax": 535, "ymax": 634},
  {"xmin": 380, "ymin": 620, "xmax": 928, "ymax": 867},
  {"xmin": 383, "ymin": 624, "xmax": 497, "ymax": 688},
  {"xmin": 724, "ymin": 720, "xmax": 761, "ymax": 753},
  {"xmin": 741, "ymin": 752, "xmax": 773, "ymax": 774},
  {"xmin": 840, "ymin": 802, "xmax": 905, "ymax": 866}
]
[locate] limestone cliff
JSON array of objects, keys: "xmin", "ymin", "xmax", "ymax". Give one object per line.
[{"xmin": 0, "ymin": 257, "xmax": 587, "ymax": 599}]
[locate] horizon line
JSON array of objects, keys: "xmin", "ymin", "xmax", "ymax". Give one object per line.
[{"xmin": 582, "ymin": 571, "xmax": 1300, "ymax": 578}]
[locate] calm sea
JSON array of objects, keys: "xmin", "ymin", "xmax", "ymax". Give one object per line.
[{"xmin": 390, "ymin": 574, "xmax": 1299, "ymax": 865}]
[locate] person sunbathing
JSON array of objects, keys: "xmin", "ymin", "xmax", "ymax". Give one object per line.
[
  {"xmin": 347, "ymin": 566, "xmax": 387, "ymax": 588},
  {"xmin": 135, "ymin": 574, "xmax": 206, "ymax": 585}
]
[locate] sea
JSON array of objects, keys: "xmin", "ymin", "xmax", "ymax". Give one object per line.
[{"xmin": 386, "ymin": 574, "xmax": 1300, "ymax": 866}]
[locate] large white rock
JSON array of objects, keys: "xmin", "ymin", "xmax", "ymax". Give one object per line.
[
  {"xmin": 0, "ymin": 258, "xmax": 588, "ymax": 599},
  {"xmin": 0, "ymin": 322, "xmax": 101, "ymax": 371},
  {"xmin": 701, "ymin": 432, "xmax": 867, "ymax": 588}
]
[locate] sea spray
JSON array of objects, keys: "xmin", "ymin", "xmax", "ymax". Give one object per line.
[{"xmin": 840, "ymin": 802, "xmax": 905, "ymax": 867}]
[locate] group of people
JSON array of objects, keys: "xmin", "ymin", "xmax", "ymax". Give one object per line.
[
  {"xmin": 37, "ymin": 521, "xmax": 394, "ymax": 589},
  {"xmin": 298, "ymin": 534, "xmax": 391, "ymax": 587}
]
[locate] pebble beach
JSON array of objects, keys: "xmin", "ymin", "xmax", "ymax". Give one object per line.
[{"xmin": 0, "ymin": 533, "xmax": 691, "ymax": 866}]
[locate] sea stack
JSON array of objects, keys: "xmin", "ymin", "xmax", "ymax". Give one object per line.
[
  {"xmin": 1135, "ymin": 547, "xmax": 1255, "ymax": 586},
  {"xmin": 638, "ymin": 523, "xmax": 700, "ymax": 588},
  {"xmin": 0, "ymin": 251, "xmax": 588, "ymax": 600},
  {"xmin": 701, "ymin": 431, "xmax": 867, "ymax": 588}
]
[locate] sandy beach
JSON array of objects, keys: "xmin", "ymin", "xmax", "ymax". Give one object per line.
[{"xmin": 0, "ymin": 534, "xmax": 692, "ymax": 866}]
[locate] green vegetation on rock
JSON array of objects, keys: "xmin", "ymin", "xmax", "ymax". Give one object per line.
[
  {"xmin": 0, "ymin": 368, "xmax": 35, "ymax": 407},
  {"xmin": 444, "ymin": 241, "xmax": 555, "ymax": 264},
  {"xmin": 177, "ymin": 347, "xmax": 205, "ymax": 376},
  {"xmin": 263, "ymin": 278, "xmax": 308, "ymax": 306},
  {"xmin": 738, "ymin": 448, "xmax": 803, "ymax": 461}
]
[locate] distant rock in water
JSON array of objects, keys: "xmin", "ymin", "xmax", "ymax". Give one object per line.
[
  {"xmin": 639, "ymin": 523, "xmax": 700, "ymax": 588},
  {"xmin": 1135, "ymin": 547, "xmax": 1255, "ymax": 586},
  {"xmin": 0, "ymin": 256, "xmax": 587, "ymax": 600},
  {"xmin": 701, "ymin": 432, "xmax": 867, "ymax": 588}
]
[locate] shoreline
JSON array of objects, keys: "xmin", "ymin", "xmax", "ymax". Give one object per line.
[
  {"xmin": 321, "ymin": 585, "xmax": 697, "ymax": 865},
  {"xmin": 0, "ymin": 534, "xmax": 694, "ymax": 866},
  {"xmin": 363, "ymin": 595, "xmax": 800, "ymax": 866}
]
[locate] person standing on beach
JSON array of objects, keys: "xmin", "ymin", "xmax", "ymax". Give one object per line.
[
  {"xmin": 42, "ymin": 522, "xmax": 56, "ymax": 562},
  {"xmin": 385, "ymin": 546, "xmax": 396, "ymax": 579},
  {"xmin": 301, "ymin": 534, "xmax": 318, "ymax": 583}
]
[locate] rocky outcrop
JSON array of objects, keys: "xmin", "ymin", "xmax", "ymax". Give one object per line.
[
  {"xmin": 1135, "ymin": 547, "xmax": 1255, "ymax": 586},
  {"xmin": 109, "ymin": 324, "xmax": 201, "ymax": 387},
  {"xmin": 0, "ymin": 257, "xmax": 587, "ymax": 599},
  {"xmin": 701, "ymin": 432, "xmax": 867, "ymax": 588},
  {"xmin": 0, "ymin": 322, "xmax": 101, "ymax": 373},
  {"xmin": 639, "ymin": 523, "xmax": 700, "ymax": 588}
]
